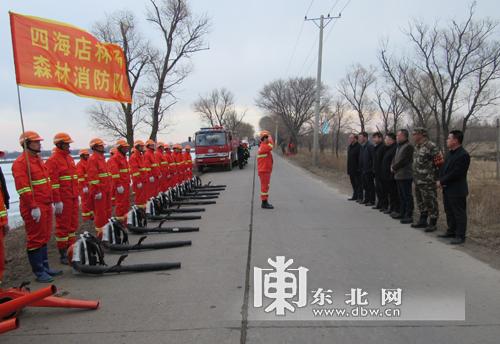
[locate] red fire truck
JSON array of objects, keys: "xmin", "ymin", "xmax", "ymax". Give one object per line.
[{"xmin": 194, "ymin": 126, "xmax": 239, "ymax": 172}]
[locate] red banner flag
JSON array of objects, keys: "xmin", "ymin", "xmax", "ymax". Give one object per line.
[{"xmin": 9, "ymin": 12, "xmax": 132, "ymax": 103}]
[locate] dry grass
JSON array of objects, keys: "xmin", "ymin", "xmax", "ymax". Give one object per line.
[{"xmin": 286, "ymin": 149, "xmax": 500, "ymax": 251}]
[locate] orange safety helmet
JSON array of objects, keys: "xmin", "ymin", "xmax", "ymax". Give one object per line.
[
  {"xmin": 89, "ymin": 138, "xmax": 105, "ymax": 148},
  {"xmin": 115, "ymin": 139, "xmax": 130, "ymax": 148},
  {"xmin": 185, "ymin": 144, "xmax": 191, "ymax": 150},
  {"xmin": 19, "ymin": 131, "xmax": 44, "ymax": 146},
  {"xmin": 259, "ymin": 130, "xmax": 271, "ymax": 138},
  {"xmin": 53, "ymin": 132, "xmax": 74, "ymax": 144},
  {"xmin": 163, "ymin": 143, "xmax": 171, "ymax": 150},
  {"xmin": 79, "ymin": 149, "xmax": 90, "ymax": 156},
  {"xmin": 109, "ymin": 147, "xmax": 118, "ymax": 155},
  {"xmin": 134, "ymin": 140, "xmax": 145, "ymax": 147},
  {"xmin": 145, "ymin": 139, "xmax": 156, "ymax": 146},
  {"xmin": 173, "ymin": 143, "xmax": 182, "ymax": 150},
  {"xmin": 157, "ymin": 141, "xmax": 165, "ymax": 149}
]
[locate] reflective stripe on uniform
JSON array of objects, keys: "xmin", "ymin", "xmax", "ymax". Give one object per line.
[
  {"xmin": 151, "ymin": 163, "xmax": 159, "ymax": 167},
  {"xmin": 0, "ymin": 210, "xmax": 7, "ymax": 217},
  {"xmin": 132, "ymin": 172, "xmax": 140, "ymax": 177},
  {"xmin": 119, "ymin": 168, "xmax": 129, "ymax": 173},
  {"xmin": 82, "ymin": 211, "xmax": 94, "ymax": 217},
  {"xmin": 78, "ymin": 177, "xmax": 85, "ymax": 182},
  {"xmin": 112, "ymin": 174, "xmax": 120, "ymax": 179},
  {"xmin": 257, "ymin": 154, "xmax": 268, "ymax": 158},
  {"xmin": 261, "ymin": 192, "xmax": 269, "ymax": 195},
  {"xmin": 98, "ymin": 172, "xmax": 110, "ymax": 178},
  {"xmin": 55, "ymin": 236, "xmax": 69, "ymax": 242},
  {"xmin": 59, "ymin": 175, "xmax": 73, "ymax": 181},
  {"xmin": 17, "ymin": 186, "xmax": 32, "ymax": 195},
  {"xmin": 51, "ymin": 183, "xmax": 60, "ymax": 189},
  {"xmin": 89, "ymin": 180, "xmax": 100, "ymax": 185},
  {"xmin": 32, "ymin": 178, "xmax": 48, "ymax": 185}
]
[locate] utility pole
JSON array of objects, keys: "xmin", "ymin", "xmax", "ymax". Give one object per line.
[
  {"xmin": 306, "ymin": 13, "xmax": 340, "ymax": 166},
  {"xmin": 496, "ymin": 117, "xmax": 499, "ymax": 180}
]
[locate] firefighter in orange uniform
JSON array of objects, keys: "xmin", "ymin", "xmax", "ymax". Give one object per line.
[
  {"xmin": 129, "ymin": 140, "xmax": 148, "ymax": 208},
  {"xmin": 0, "ymin": 149, "xmax": 9, "ymax": 285},
  {"xmin": 144, "ymin": 139, "xmax": 160, "ymax": 198},
  {"xmin": 107, "ymin": 147, "xmax": 118, "ymax": 206},
  {"xmin": 183, "ymin": 145, "xmax": 194, "ymax": 180},
  {"xmin": 76, "ymin": 149, "xmax": 92, "ymax": 222},
  {"xmin": 257, "ymin": 131, "xmax": 274, "ymax": 209},
  {"xmin": 108, "ymin": 140, "xmax": 131, "ymax": 224},
  {"xmin": 156, "ymin": 142, "xmax": 170, "ymax": 193},
  {"xmin": 172, "ymin": 144, "xmax": 184, "ymax": 185},
  {"xmin": 87, "ymin": 138, "xmax": 112, "ymax": 238},
  {"xmin": 164, "ymin": 144, "xmax": 176, "ymax": 189},
  {"xmin": 12, "ymin": 131, "xmax": 62, "ymax": 283},
  {"xmin": 45, "ymin": 133, "xmax": 79, "ymax": 264}
]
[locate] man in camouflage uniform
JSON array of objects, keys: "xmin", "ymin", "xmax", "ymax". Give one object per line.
[{"xmin": 411, "ymin": 128, "xmax": 440, "ymax": 232}]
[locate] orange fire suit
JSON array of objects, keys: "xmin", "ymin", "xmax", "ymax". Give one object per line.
[
  {"xmin": 129, "ymin": 150, "xmax": 148, "ymax": 207},
  {"xmin": 257, "ymin": 141, "xmax": 274, "ymax": 201},
  {"xmin": 183, "ymin": 151, "xmax": 193, "ymax": 179},
  {"xmin": 165, "ymin": 150, "xmax": 176, "ymax": 188},
  {"xmin": 108, "ymin": 151, "xmax": 130, "ymax": 222},
  {"xmin": 173, "ymin": 151, "xmax": 184, "ymax": 184},
  {"xmin": 87, "ymin": 151, "xmax": 112, "ymax": 235},
  {"xmin": 45, "ymin": 148, "xmax": 79, "ymax": 249},
  {"xmin": 144, "ymin": 148, "xmax": 160, "ymax": 198},
  {"xmin": 76, "ymin": 158, "xmax": 93, "ymax": 221},
  {"xmin": 156, "ymin": 149, "xmax": 170, "ymax": 193},
  {"xmin": 12, "ymin": 152, "xmax": 53, "ymax": 250}
]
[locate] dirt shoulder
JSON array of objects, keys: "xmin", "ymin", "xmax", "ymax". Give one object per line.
[{"xmin": 284, "ymin": 151, "xmax": 500, "ymax": 272}]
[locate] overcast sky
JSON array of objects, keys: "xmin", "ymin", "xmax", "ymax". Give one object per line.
[{"xmin": 0, "ymin": 0, "xmax": 498, "ymax": 151}]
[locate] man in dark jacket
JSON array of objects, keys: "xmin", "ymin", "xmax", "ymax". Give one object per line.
[
  {"xmin": 0, "ymin": 153, "xmax": 9, "ymax": 211},
  {"xmin": 347, "ymin": 134, "xmax": 362, "ymax": 201},
  {"xmin": 437, "ymin": 130, "xmax": 470, "ymax": 245},
  {"xmin": 372, "ymin": 132, "xmax": 386, "ymax": 210},
  {"xmin": 380, "ymin": 133, "xmax": 398, "ymax": 214},
  {"xmin": 391, "ymin": 129, "xmax": 414, "ymax": 224},
  {"xmin": 358, "ymin": 132, "xmax": 375, "ymax": 206}
]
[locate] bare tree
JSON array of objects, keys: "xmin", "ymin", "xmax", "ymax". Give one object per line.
[
  {"xmin": 338, "ymin": 64, "xmax": 377, "ymax": 132},
  {"xmin": 256, "ymin": 77, "xmax": 329, "ymax": 150},
  {"xmin": 330, "ymin": 98, "xmax": 351, "ymax": 157},
  {"xmin": 146, "ymin": 0, "xmax": 210, "ymax": 140},
  {"xmin": 193, "ymin": 88, "xmax": 235, "ymax": 126},
  {"xmin": 380, "ymin": 3, "xmax": 500, "ymax": 149},
  {"xmin": 375, "ymin": 86, "xmax": 408, "ymax": 133},
  {"xmin": 89, "ymin": 11, "xmax": 149, "ymax": 146}
]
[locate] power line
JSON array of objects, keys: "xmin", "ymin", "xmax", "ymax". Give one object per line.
[
  {"xmin": 328, "ymin": 0, "xmax": 341, "ymax": 15},
  {"xmin": 284, "ymin": 0, "xmax": 315, "ymax": 76}
]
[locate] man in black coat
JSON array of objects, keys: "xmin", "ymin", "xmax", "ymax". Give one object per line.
[
  {"xmin": 380, "ymin": 133, "xmax": 399, "ymax": 214},
  {"xmin": 347, "ymin": 134, "xmax": 362, "ymax": 201},
  {"xmin": 0, "ymin": 151, "xmax": 9, "ymax": 210},
  {"xmin": 372, "ymin": 132, "xmax": 386, "ymax": 210},
  {"xmin": 358, "ymin": 132, "xmax": 375, "ymax": 206},
  {"xmin": 437, "ymin": 130, "xmax": 470, "ymax": 245}
]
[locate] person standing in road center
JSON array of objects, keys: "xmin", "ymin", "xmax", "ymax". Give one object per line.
[{"xmin": 257, "ymin": 130, "xmax": 274, "ymax": 209}]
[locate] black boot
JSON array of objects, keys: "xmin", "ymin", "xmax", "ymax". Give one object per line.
[
  {"xmin": 425, "ymin": 218, "xmax": 438, "ymax": 232},
  {"xmin": 261, "ymin": 200, "xmax": 274, "ymax": 209},
  {"xmin": 411, "ymin": 213, "xmax": 428, "ymax": 229},
  {"xmin": 59, "ymin": 248, "xmax": 69, "ymax": 265},
  {"xmin": 41, "ymin": 245, "xmax": 63, "ymax": 276}
]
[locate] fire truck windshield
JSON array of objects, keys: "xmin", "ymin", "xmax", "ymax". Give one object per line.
[{"xmin": 195, "ymin": 132, "xmax": 226, "ymax": 146}]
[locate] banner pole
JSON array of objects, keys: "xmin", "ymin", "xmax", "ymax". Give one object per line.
[{"xmin": 15, "ymin": 84, "xmax": 35, "ymax": 201}]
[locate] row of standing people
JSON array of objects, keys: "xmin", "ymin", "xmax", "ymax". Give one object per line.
[
  {"xmin": 1, "ymin": 131, "xmax": 193, "ymax": 284},
  {"xmin": 347, "ymin": 128, "xmax": 470, "ymax": 245}
]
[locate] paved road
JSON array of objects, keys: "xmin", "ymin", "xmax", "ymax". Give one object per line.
[{"xmin": 4, "ymin": 152, "xmax": 500, "ymax": 343}]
